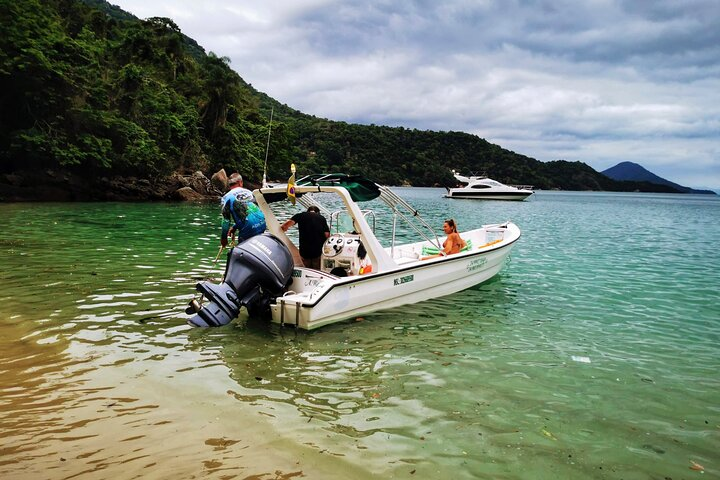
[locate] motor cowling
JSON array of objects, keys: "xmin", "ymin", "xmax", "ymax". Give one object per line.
[{"xmin": 188, "ymin": 234, "xmax": 294, "ymax": 327}]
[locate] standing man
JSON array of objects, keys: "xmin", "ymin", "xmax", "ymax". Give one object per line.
[
  {"xmin": 281, "ymin": 206, "xmax": 330, "ymax": 269},
  {"xmin": 220, "ymin": 173, "xmax": 266, "ymax": 247}
]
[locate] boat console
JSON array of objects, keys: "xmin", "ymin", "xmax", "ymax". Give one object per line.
[{"xmin": 321, "ymin": 233, "xmax": 371, "ymax": 276}]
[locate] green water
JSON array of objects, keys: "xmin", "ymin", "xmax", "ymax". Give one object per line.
[{"xmin": 1, "ymin": 190, "xmax": 719, "ymax": 479}]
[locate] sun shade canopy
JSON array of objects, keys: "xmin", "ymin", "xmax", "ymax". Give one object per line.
[{"xmin": 261, "ymin": 173, "xmax": 382, "ymax": 203}]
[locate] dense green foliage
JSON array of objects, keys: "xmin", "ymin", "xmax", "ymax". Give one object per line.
[
  {"xmin": 0, "ymin": 0, "xmax": 272, "ymax": 180},
  {"xmin": 0, "ymin": 0, "xmax": 683, "ymax": 193}
]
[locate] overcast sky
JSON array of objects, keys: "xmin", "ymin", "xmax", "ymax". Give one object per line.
[{"xmin": 109, "ymin": 0, "xmax": 720, "ymax": 190}]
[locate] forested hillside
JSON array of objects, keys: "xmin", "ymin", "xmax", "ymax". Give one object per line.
[{"xmin": 0, "ymin": 0, "xmax": 684, "ymax": 199}]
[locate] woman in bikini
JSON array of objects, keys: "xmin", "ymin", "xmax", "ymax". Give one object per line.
[
  {"xmin": 422, "ymin": 219, "xmax": 466, "ymax": 259},
  {"xmin": 442, "ymin": 219, "xmax": 466, "ymax": 254}
]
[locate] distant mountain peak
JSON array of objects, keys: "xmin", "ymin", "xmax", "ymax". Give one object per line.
[{"xmin": 602, "ymin": 162, "xmax": 715, "ymax": 195}]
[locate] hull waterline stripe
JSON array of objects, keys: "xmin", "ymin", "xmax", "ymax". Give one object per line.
[{"xmin": 447, "ymin": 192, "xmax": 532, "ymax": 198}]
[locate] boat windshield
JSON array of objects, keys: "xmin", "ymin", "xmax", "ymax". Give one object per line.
[{"xmin": 330, "ymin": 209, "xmax": 376, "ymax": 234}]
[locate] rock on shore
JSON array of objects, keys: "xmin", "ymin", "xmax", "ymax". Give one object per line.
[{"xmin": 0, "ymin": 169, "xmax": 236, "ymax": 202}]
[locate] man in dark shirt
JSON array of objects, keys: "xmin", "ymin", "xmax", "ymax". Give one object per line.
[{"xmin": 281, "ymin": 206, "xmax": 330, "ymax": 269}]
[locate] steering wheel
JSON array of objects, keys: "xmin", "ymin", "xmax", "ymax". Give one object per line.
[{"xmin": 324, "ymin": 233, "xmax": 345, "ymax": 257}]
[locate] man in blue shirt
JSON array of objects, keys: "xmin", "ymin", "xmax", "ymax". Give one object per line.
[{"xmin": 220, "ymin": 173, "xmax": 266, "ymax": 247}]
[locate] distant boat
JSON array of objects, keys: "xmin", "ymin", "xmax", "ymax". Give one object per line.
[{"xmin": 445, "ymin": 171, "xmax": 534, "ymax": 201}]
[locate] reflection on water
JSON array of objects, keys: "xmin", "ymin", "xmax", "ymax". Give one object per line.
[{"xmin": 1, "ymin": 193, "xmax": 719, "ymax": 479}]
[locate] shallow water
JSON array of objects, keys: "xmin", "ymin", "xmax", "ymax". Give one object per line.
[{"xmin": 1, "ymin": 190, "xmax": 719, "ymax": 479}]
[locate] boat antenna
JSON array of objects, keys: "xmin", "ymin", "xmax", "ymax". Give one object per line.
[{"xmin": 262, "ymin": 106, "xmax": 274, "ymax": 188}]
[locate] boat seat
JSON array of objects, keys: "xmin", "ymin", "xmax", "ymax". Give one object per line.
[
  {"xmin": 420, "ymin": 239, "xmax": 473, "ymax": 256},
  {"xmin": 392, "ymin": 246, "xmax": 420, "ymax": 265}
]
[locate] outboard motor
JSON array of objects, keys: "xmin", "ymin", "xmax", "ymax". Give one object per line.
[{"xmin": 187, "ymin": 234, "xmax": 294, "ymax": 327}]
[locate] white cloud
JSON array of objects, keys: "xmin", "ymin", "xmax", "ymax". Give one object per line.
[{"xmin": 109, "ymin": 0, "xmax": 720, "ymax": 189}]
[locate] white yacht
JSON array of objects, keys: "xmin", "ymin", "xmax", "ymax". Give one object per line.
[
  {"xmin": 446, "ymin": 171, "xmax": 534, "ymax": 201},
  {"xmin": 186, "ymin": 173, "xmax": 521, "ymax": 330}
]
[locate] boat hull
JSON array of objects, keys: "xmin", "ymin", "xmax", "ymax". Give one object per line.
[
  {"xmin": 271, "ymin": 240, "xmax": 515, "ymax": 329},
  {"xmin": 445, "ymin": 191, "xmax": 532, "ymax": 201}
]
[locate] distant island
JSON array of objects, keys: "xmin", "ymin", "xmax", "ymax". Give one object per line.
[
  {"xmin": 0, "ymin": 0, "xmax": 713, "ymax": 201},
  {"xmin": 602, "ymin": 162, "xmax": 716, "ymax": 195}
]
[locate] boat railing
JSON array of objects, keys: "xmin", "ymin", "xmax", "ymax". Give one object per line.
[
  {"xmin": 296, "ymin": 188, "xmax": 376, "ymax": 234},
  {"xmin": 292, "ymin": 176, "xmax": 445, "ymax": 257},
  {"xmin": 377, "ymin": 186, "xmax": 444, "ymax": 254},
  {"xmin": 297, "ymin": 193, "xmax": 332, "ymax": 217}
]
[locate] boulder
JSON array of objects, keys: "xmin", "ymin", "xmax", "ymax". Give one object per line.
[
  {"xmin": 188, "ymin": 171, "xmax": 211, "ymax": 195},
  {"xmin": 166, "ymin": 172, "xmax": 189, "ymax": 190},
  {"xmin": 173, "ymin": 186, "xmax": 205, "ymax": 201},
  {"xmin": 0, "ymin": 169, "xmax": 225, "ymax": 201},
  {"xmin": 211, "ymin": 169, "xmax": 228, "ymax": 193}
]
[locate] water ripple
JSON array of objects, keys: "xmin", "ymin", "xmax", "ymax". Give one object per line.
[{"xmin": 1, "ymin": 193, "xmax": 719, "ymax": 479}]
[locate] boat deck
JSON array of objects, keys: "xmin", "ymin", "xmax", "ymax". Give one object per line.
[{"xmin": 387, "ymin": 225, "xmax": 507, "ymax": 265}]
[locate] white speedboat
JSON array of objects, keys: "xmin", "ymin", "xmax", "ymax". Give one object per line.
[
  {"xmin": 187, "ymin": 174, "xmax": 521, "ymax": 330},
  {"xmin": 446, "ymin": 171, "xmax": 533, "ymax": 201}
]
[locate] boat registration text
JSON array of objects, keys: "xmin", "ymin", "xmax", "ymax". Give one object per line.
[{"xmin": 394, "ymin": 274, "xmax": 414, "ymax": 286}]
